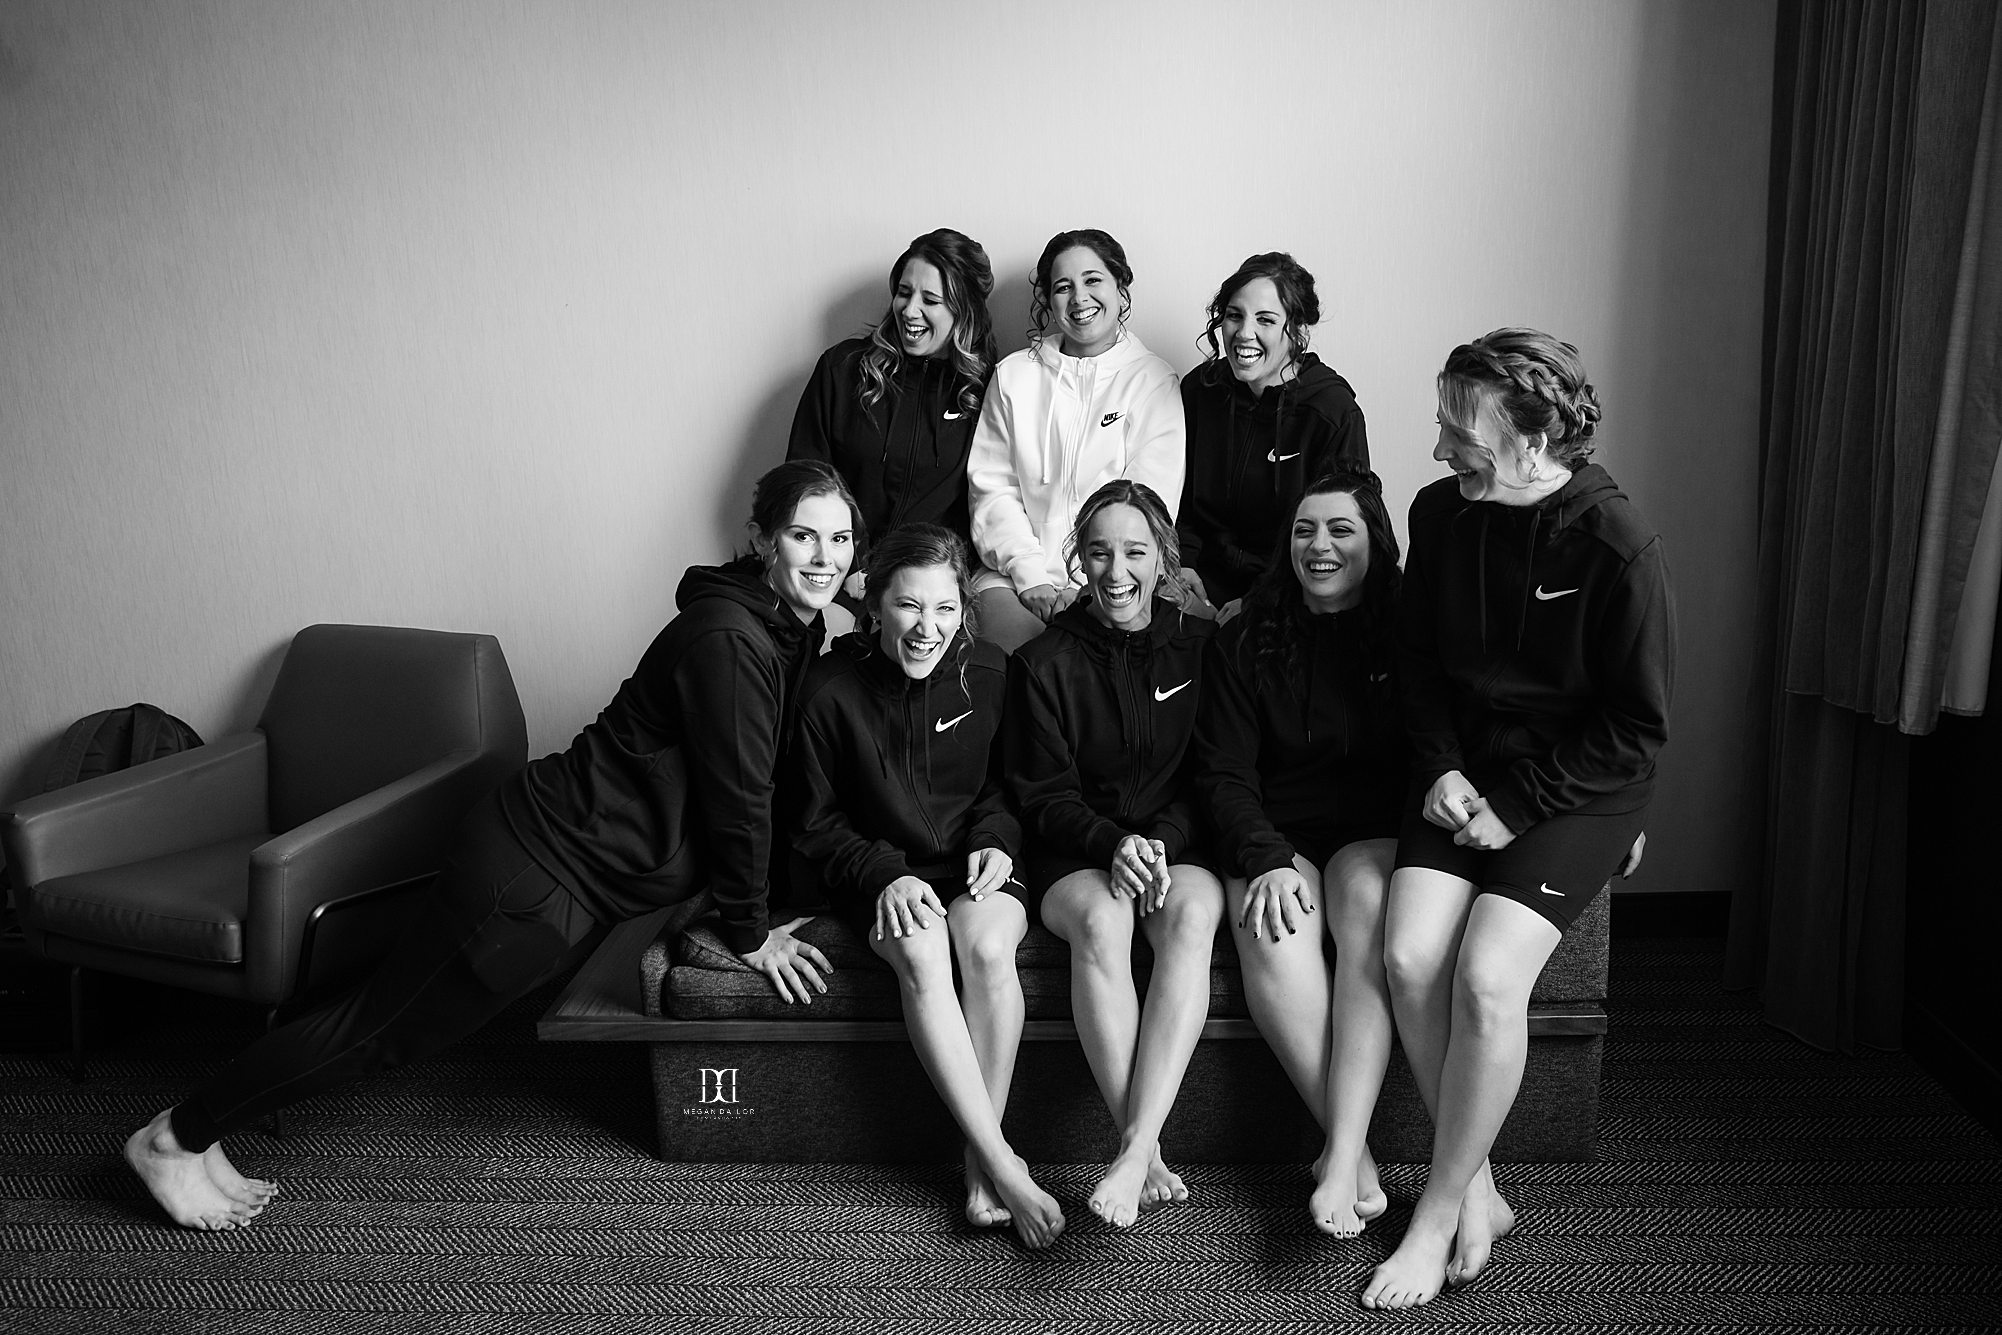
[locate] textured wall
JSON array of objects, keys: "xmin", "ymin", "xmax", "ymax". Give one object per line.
[{"xmin": 0, "ymin": 0, "xmax": 1773, "ymax": 895}]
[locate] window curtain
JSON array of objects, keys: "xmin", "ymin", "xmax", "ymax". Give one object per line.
[{"xmin": 1727, "ymin": 0, "xmax": 2001, "ymax": 1054}]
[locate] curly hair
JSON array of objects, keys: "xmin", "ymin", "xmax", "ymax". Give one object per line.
[
  {"xmin": 1026, "ymin": 228, "xmax": 1133, "ymax": 358},
  {"xmin": 1196, "ymin": 251, "xmax": 1320, "ymax": 375},
  {"xmin": 1237, "ymin": 467, "xmax": 1401, "ymax": 699},
  {"xmin": 857, "ymin": 229, "xmax": 997, "ymax": 418},
  {"xmin": 1437, "ymin": 327, "xmax": 1603, "ymax": 467},
  {"xmin": 1061, "ymin": 479, "xmax": 1187, "ymax": 609}
]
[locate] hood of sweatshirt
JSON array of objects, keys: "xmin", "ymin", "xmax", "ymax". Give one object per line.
[
  {"xmin": 1452, "ymin": 462, "xmax": 1627, "ymax": 655},
  {"xmin": 674, "ymin": 557, "xmax": 820, "ymax": 640}
]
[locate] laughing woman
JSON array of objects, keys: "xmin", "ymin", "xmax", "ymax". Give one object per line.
[
  {"xmin": 124, "ymin": 461, "xmax": 859, "ymax": 1230},
  {"xmin": 792, "ymin": 524, "xmax": 1064, "ymax": 1249},
  {"xmin": 1365, "ymin": 330, "xmax": 1672, "ymax": 1310},
  {"xmin": 1178, "ymin": 252, "xmax": 1369, "ymax": 621},
  {"xmin": 967, "ymin": 229, "xmax": 1185, "ymax": 652},
  {"xmin": 1007, "ymin": 480, "xmax": 1222, "ymax": 1227},
  {"xmin": 1193, "ymin": 468, "xmax": 1406, "ymax": 1238},
  {"xmin": 789, "ymin": 228, "xmax": 997, "ymax": 569}
]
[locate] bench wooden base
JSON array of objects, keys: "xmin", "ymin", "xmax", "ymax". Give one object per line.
[{"xmin": 541, "ymin": 912, "xmax": 1606, "ymax": 1163}]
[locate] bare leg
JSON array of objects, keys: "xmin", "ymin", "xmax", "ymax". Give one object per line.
[
  {"xmin": 949, "ymin": 893, "xmax": 1031, "ymax": 1232},
  {"xmin": 872, "ymin": 907, "xmax": 1062, "ymax": 1248},
  {"xmin": 123, "ymin": 1110, "xmax": 259, "ymax": 1231},
  {"xmin": 1091, "ymin": 866, "xmax": 1223, "ymax": 1227},
  {"xmin": 203, "ymin": 1143, "xmax": 278, "ymax": 1205},
  {"xmin": 1310, "ymin": 838, "xmax": 1396, "ymax": 1237},
  {"xmin": 1367, "ymin": 891, "xmax": 1554, "ymax": 1309},
  {"xmin": 1224, "ymin": 859, "xmax": 1331, "ymax": 1117},
  {"xmin": 974, "ymin": 587, "xmax": 1052, "ymax": 655}
]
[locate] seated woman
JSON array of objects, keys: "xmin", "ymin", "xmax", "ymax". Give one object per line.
[
  {"xmin": 1193, "ymin": 468, "xmax": 1406, "ymax": 1237},
  {"xmin": 791, "ymin": 523, "xmax": 1063, "ymax": 1249},
  {"xmin": 1006, "ymin": 480, "xmax": 1222, "ymax": 1228},
  {"xmin": 1366, "ymin": 329, "xmax": 1672, "ymax": 1310},
  {"xmin": 124, "ymin": 461, "xmax": 860, "ymax": 1230},
  {"xmin": 967, "ymin": 228, "xmax": 1185, "ymax": 652},
  {"xmin": 1178, "ymin": 252, "xmax": 1369, "ymax": 622},
  {"xmin": 789, "ymin": 227, "xmax": 997, "ymax": 613}
]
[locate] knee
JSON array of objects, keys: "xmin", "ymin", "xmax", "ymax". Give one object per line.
[
  {"xmin": 1154, "ymin": 890, "xmax": 1222, "ymax": 947},
  {"xmin": 1452, "ymin": 955, "xmax": 1530, "ymax": 1037},
  {"xmin": 955, "ymin": 925, "xmax": 1021, "ymax": 989},
  {"xmin": 881, "ymin": 931, "xmax": 953, "ymax": 993},
  {"xmin": 1382, "ymin": 929, "xmax": 1445, "ymax": 1000},
  {"xmin": 1068, "ymin": 902, "xmax": 1134, "ymax": 970}
]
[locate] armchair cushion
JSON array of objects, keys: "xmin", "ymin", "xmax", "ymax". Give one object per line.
[{"xmin": 30, "ymin": 835, "xmax": 266, "ymax": 963}]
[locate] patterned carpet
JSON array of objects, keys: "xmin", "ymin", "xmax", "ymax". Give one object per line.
[{"xmin": 2, "ymin": 937, "xmax": 1999, "ymax": 1333}]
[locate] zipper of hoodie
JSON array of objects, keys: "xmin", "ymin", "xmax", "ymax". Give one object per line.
[{"xmin": 904, "ymin": 678, "xmax": 944, "ymax": 857}]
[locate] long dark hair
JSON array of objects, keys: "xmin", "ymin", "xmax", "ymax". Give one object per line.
[
  {"xmin": 1027, "ymin": 228, "xmax": 1133, "ymax": 358},
  {"xmin": 1238, "ymin": 467, "xmax": 1400, "ymax": 694},
  {"xmin": 1196, "ymin": 251, "xmax": 1320, "ymax": 379},
  {"xmin": 857, "ymin": 228, "xmax": 997, "ymax": 417}
]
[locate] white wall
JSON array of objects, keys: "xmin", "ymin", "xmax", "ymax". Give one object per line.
[{"xmin": 0, "ymin": 0, "xmax": 1773, "ymax": 896}]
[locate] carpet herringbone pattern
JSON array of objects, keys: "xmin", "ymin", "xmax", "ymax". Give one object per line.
[{"xmin": 2, "ymin": 937, "xmax": 1999, "ymax": 1333}]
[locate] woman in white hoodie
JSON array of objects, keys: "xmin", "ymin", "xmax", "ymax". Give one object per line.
[{"xmin": 967, "ymin": 229, "xmax": 1185, "ymax": 651}]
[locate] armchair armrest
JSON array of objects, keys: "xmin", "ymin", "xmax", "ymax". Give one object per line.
[
  {"xmin": 245, "ymin": 747, "xmax": 512, "ymax": 998},
  {"xmin": 0, "ymin": 733, "xmax": 268, "ymax": 888}
]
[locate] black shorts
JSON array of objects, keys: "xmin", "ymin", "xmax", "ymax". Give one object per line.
[
  {"xmin": 1392, "ymin": 802, "xmax": 1646, "ymax": 932},
  {"xmin": 1282, "ymin": 824, "xmax": 1400, "ymax": 878}
]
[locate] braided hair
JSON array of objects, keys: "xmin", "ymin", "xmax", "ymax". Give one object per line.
[{"xmin": 1437, "ymin": 328, "xmax": 1602, "ymax": 467}]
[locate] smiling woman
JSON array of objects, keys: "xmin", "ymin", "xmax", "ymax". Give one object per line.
[
  {"xmin": 1177, "ymin": 253, "xmax": 1370, "ymax": 619},
  {"xmin": 790, "ymin": 523, "xmax": 1062, "ymax": 1249},
  {"xmin": 789, "ymin": 229, "xmax": 998, "ymax": 601},
  {"xmin": 965, "ymin": 229, "xmax": 1186, "ymax": 653},
  {"xmin": 120, "ymin": 460, "xmax": 861, "ymax": 1233}
]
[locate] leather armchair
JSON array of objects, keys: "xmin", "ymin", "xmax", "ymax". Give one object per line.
[{"xmin": 1, "ymin": 625, "xmax": 528, "ymax": 1070}]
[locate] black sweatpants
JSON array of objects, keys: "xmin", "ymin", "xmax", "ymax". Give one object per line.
[{"xmin": 169, "ymin": 794, "xmax": 602, "ymax": 1153}]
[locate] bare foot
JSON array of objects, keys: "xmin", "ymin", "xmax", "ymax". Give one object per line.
[
  {"xmin": 1356, "ymin": 1142, "xmax": 1387, "ymax": 1222},
  {"xmin": 1308, "ymin": 1144, "xmax": 1364, "ymax": 1238},
  {"xmin": 1142, "ymin": 1149, "xmax": 1187, "ymax": 1208},
  {"xmin": 204, "ymin": 1144, "xmax": 277, "ymax": 1207},
  {"xmin": 962, "ymin": 1144, "xmax": 1010, "ymax": 1229},
  {"xmin": 1360, "ymin": 1205, "xmax": 1455, "ymax": 1310},
  {"xmin": 1087, "ymin": 1149, "xmax": 1150, "ymax": 1228},
  {"xmin": 1446, "ymin": 1165, "xmax": 1516, "ymax": 1288},
  {"xmin": 985, "ymin": 1153, "xmax": 1065, "ymax": 1249},
  {"xmin": 123, "ymin": 1111, "xmax": 256, "ymax": 1231}
]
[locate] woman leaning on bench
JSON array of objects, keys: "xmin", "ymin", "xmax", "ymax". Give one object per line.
[
  {"xmin": 122, "ymin": 460, "xmax": 861, "ymax": 1231},
  {"xmin": 790, "ymin": 524, "xmax": 1067, "ymax": 1250}
]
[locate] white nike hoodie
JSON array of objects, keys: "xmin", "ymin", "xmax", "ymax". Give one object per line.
[{"xmin": 967, "ymin": 330, "xmax": 1185, "ymax": 592}]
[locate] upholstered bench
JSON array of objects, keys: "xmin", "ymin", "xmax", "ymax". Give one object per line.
[{"xmin": 539, "ymin": 890, "xmax": 1610, "ymax": 1165}]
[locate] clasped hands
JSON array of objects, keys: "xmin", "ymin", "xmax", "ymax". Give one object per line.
[{"xmin": 1423, "ymin": 770, "xmax": 1517, "ymax": 850}]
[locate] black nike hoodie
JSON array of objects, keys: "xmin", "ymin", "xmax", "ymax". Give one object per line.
[
  {"xmin": 792, "ymin": 630, "xmax": 1017, "ymax": 906},
  {"xmin": 1006, "ymin": 599, "xmax": 1215, "ymax": 867},
  {"xmin": 1177, "ymin": 352, "xmax": 1370, "ymax": 605},
  {"xmin": 502, "ymin": 558, "xmax": 823, "ymax": 954},
  {"xmin": 788, "ymin": 337, "xmax": 981, "ymax": 543},
  {"xmin": 1194, "ymin": 602, "xmax": 1406, "ymax": 879},
  {"xmin": 1397, "ymin": 463, "xmax": 1675, "ymax": 834}
]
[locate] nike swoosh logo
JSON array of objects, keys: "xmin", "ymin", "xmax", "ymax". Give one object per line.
[
  {"xmin": 1153, "ymin": 681, "xmax": 1192, "ymax": 702},
  {"xmin": 1534, "ymin": 586, "xmax": 1580, "ymax": 601},
  {"xmin": 942, "ymin": 410, "xmax": 966, "ymax": 420},
  {"xmin": 1101, "ymin": 411, "xmax": 1123, "ymax": 427},
  {"xmin": 1370, "ymin": 672, "xmax": 1390, "ymax": 683},
  {"xmin": 1540, "ymin": 883, "xmax": 1564, "ymax": 896},
  {"xmin": 935, "ymin": 710, "xmax": 972, "ymax": 732},
  {"xmin": 1267, "ymin": 449, "xmax": 1300, "ymax": 463}
]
